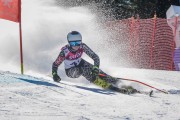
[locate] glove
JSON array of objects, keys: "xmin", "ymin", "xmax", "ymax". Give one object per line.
[
  {"xmin": 52, "ymin": 71, "xmax": 61, "ymax": 82},
  {"xmin": 91, "ymin": 66, "xmax": 99, "ymax": 76}
]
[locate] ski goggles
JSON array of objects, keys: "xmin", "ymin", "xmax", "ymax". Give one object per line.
[{"xmin": 69, "ymin": 41, "xmax": 82, "ymax": 46}]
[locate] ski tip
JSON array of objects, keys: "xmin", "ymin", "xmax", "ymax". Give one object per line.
[{"xmin": 162, "ymin": 90, "xmax": 169, "ymax": 94}]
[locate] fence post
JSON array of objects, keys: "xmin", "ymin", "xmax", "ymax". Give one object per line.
[
  {"xmin": 134, "ymin": 15, "xmax": 140, "ymax": 67},
  {"xmin": 150, "ymin": 14, "xmax": 157, "ymax": 69},
  {"xmin": 128, "ymin": 16, "xmax": 135, "ymax": 65}
]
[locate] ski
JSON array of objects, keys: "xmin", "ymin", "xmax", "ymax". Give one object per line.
[
  {"xmin": 109, "ymin": 85, "xmax": 154, "ymax": 97},
  {"xmin": 137, "ymin": 90, "xmax": 154, "ymax": 97},
  {"xmin": 98, "ymin": 74, "xmax": 169, "ymax": 94}
]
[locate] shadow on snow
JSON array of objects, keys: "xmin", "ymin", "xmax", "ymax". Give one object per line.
[
  {"xmin": 168, "ymin": 89, "xmax": 180, "ymax": 95},
  {"xmin": 16, "ymin": 77, "xmax": 62, "ymax": 88},
  {"xmin": 75, "ymin": 85, "xmax": 115, "ymax": 95},
  {"xmin": 16, "ymin": 77, "xmax": 115, "ymax": 95}
]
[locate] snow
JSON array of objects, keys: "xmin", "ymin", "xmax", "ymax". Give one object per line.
[{"xmin": 0, "ymin": 69, "xmax": 180, "ymax": 120}]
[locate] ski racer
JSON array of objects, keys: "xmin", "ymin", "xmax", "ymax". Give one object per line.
[{"xmin": 52, "ymin": 31, "xmax": 136, "ymax": 93}]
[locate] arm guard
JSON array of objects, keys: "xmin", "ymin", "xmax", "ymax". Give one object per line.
[
  {"xmin": 52, "ymin": 50, "xmax": 65, "ymax": 73},
  {"xmin": 82, "ymin": 43, "xmax": 100, "ymax": 67}
]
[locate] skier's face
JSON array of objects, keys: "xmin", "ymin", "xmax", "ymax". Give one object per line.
[
  {"xmin": 69, "ymin": 41, "xmax": 81, "ymax": 51},
  {"xmin": 72, "ymin": 46, "xmax": 80, "ymax": 51}
]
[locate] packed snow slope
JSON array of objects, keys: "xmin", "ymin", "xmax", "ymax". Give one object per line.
[{"xmin": 0, "ymin": 69, "xmax": 180, "ymax": 120}]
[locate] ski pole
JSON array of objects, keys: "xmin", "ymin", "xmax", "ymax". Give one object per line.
[{"xmin": 99, "ymin": 74, "xmax": 168, "ymax": 94}]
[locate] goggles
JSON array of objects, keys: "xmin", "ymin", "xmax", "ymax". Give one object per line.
[{"xmin": 69, "ymin": 41, "xmax": 82, "ymax": 46}]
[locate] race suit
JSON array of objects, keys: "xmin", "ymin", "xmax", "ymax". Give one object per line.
[{"xmin": 52, "ymin": 43, "xmax": 117, "ymax": 84}]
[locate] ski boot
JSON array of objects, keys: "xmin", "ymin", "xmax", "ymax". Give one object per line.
[
  {"xmin": 109, "ymin": 85, "xmax": 129, "ymax": 94},
  {"xmin": 121, "ymin": 85, "xmax": 138, "ymax": 94},
  {"xmin": 92, "ymin": 76, "xmax": 111, "ymax": 89}
]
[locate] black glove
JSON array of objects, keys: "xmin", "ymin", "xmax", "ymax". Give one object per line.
[
  {"xmin": 91, "ymin": 66, "xmax": 99, "ymax": 76},
  {"xmin": 52, "ymin": 71, "xmax": 61, "ymax": 82}
]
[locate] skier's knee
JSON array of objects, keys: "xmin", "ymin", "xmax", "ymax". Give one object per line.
[{"xmin": 66, "ymin": 67, "xmax": 82, "ymax": 78}]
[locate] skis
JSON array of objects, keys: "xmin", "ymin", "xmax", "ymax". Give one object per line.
[
  {"xmin": 137, "ymin": 90, "xmax": 154, "ymax": 97},
  {"xmin": 109, "ymin": 85, "xmax": 154, "ymax": 97},
  {"xmin": 98, "ymin": 74, "xmax": 169, "ymax": 95}
]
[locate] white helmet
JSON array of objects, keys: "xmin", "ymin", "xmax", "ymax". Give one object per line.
[{"xmin": 67, "ymin": 31, "xmax": 82, "ymax": 42}]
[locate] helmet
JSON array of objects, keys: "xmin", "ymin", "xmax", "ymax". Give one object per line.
[{"xmin": 67, "ymin": 31, "xmax": 82, "ymax": 42}]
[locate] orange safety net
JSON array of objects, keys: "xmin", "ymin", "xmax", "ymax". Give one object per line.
[{"xmin": 105, "ymin": 18, "xmax": 175, "ymax": 70}]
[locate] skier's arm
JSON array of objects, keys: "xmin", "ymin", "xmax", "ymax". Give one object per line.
[
  {"xmin": 82, "ymin": 43, "xmax": 100, "ymax": 67},
  {"xmin": 52, "ymin": 50, "xmax": 65, "ymax": 73}
]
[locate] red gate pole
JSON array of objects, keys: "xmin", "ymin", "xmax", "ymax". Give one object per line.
[{"xmin": 19, "ymin": 0, "xmax": 24, "ymax": 74}]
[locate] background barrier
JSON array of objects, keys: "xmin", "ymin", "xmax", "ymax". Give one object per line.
[{"xmin": 105, "ymin": 16, "xmax": 176, "ymax": 70}]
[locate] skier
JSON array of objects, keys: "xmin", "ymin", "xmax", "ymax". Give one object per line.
[{"xmin": 52, "ymin": 31, "xmax": 136, "ymax": 93}]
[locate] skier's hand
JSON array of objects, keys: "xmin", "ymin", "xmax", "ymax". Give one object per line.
[
  {"xmin": 91, "ymin": 66, "xmax": 99, "ymax": 76},
  {"xmin": 52, "ymin": 71, "xmax": 61, "ymax": 82}
]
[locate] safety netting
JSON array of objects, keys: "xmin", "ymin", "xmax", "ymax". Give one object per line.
[{"xmin": 104, "ymin": 17, "xmax": 175, "ymax": 70}]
